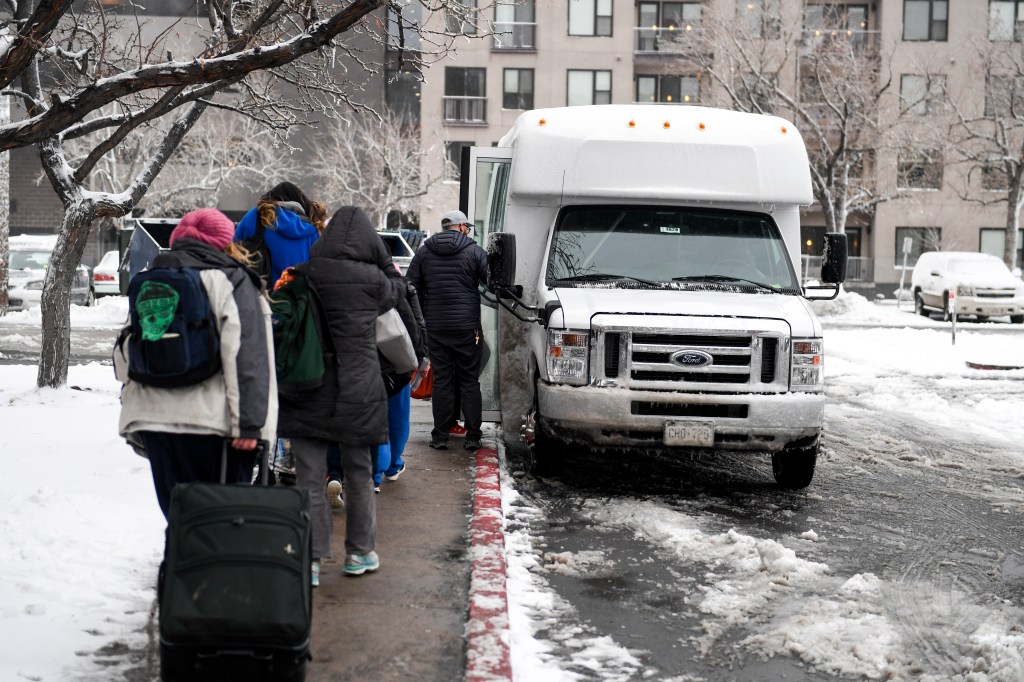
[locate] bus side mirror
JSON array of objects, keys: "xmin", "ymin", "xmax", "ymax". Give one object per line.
[
  {"xmin": 487, "ymin": 232, "xmax": 517, "ymax": 290},
  {"xmin": 821, "ymin": 232, "xmax": 848, "ymax": 284}
]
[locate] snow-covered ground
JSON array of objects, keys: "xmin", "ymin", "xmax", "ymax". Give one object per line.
[
  {"xmin": 2, "ymin": 291, "xmax": 1023, "ymax": 680},
  {"xmin": 501, "ymin": 291, "xmax": 1024, "ymax": 681}
]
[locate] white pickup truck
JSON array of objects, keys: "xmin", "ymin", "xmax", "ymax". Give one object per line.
[{"xmin": 463, "ymin": 104, "xmax": 847, "ymax": 488}]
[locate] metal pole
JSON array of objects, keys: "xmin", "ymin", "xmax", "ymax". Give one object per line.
[{"xmin": 949, "ymin": 290, "xmax": 956, "ymax": 345}]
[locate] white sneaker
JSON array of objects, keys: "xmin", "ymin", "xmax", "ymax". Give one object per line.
[
  {"xmin": 327, "ymin": 478, "xmax": 343, "ymax": 508},
  {"xmin": 383, "ymin": 463, "xmax": 406, "ymax": 481}
]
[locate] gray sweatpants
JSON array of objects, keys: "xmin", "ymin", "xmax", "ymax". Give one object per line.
[{"xmin": 290, "ymin": 438, "xmax": 376, "ymax": 558}]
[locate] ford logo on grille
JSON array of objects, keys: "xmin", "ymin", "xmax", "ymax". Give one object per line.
[{"xmin": 670, "ymin": 350, "xmax": 713, "ymax": 367}]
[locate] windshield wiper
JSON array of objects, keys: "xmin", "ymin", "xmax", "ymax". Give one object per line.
[
  {"xmin": 557, "ymin": 273, "xmax": 665, "ymax": 287},
  {"xmin": 672, "ymin": 274, "xmax": 784, "ymax": 293}
]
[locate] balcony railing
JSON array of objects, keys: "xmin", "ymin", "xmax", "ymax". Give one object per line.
[
  {"xmin": 634, "ymin": 25, "xmax": 700, "ymax": 54},
  {"xmin": 799, "ymin": 29, "xmax": 879, "ymax": 54},
  {"xmin": 442, "ymin": 96, "xmax": 487, "ymax": 124},
  {"xmin": 802, "ymin": 255, "xmax": 873, "ymax": 283},
  {"xmin": 493, "ymin": 21, "xmax": 536, "ymax": 50}
]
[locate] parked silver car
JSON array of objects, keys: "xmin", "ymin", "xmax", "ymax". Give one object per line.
[
  {"xmin": 911, "ymin": 251, "xmax": 1024, "ymax": 323},
  {"xmin": 7, "ymin": 235, "xmax": 93, "ymax": 311}
]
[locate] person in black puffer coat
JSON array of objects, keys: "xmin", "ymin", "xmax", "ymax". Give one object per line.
[
  {"xmin": 278, "ymin": 206, "xmax": 405, "ymax": 578},
  {"xmin": 405, "ymin": 209, "xmax": 489, "ymax": 452}
]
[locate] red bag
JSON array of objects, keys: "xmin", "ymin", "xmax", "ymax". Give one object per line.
[{"xmin": 410, "ymin": 361, "xmax": 433, "ymax": 400}]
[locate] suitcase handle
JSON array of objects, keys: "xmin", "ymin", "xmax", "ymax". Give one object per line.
[{"xmin": 221, "ymin": 439, "xmax": 271, "ymax": 485}]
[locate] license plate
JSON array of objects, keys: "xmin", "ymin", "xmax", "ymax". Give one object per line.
[{"xmin": 664, "ymin": 420, "xmax": 715, "ymax": 447}]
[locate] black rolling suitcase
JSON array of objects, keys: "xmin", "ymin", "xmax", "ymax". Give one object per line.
[{"xmin": 158, "ymin": 442, "xmax": 313, "ymax": 682}]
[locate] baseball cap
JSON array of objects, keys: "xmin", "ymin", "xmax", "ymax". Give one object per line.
[{"xmin": 440, "ymin": 210, "xmax": 474, "ymax": 228}]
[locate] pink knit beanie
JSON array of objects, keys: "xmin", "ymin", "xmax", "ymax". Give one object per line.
[{"xmin": 169, "ymin": 208, "xmax": 235, "ymax": 251}]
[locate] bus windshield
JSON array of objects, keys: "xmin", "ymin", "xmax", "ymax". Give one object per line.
[{"xmin": 546, "ymin": 206, "xmax": 800, "ymax": 293}]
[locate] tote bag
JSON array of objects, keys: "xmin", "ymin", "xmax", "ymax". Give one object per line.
[
  {"xmin": 376, "ymin": 308, "xmax": 418, "ymax": 373},
  {"xmin": 410, "ymin": 361, "xmax": 433, "ymax": 400}
]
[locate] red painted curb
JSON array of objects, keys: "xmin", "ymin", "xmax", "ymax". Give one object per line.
[{"xmin": 466, "ymin": 444, "xmax": 513, "ymax": 682}]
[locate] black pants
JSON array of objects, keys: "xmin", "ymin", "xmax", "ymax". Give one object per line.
[
  {"xmin": 428, "ymin": 329, "xmax": 484, "ymax": 441},
  {"xmin": 141, "ymin": 431, "xmax": 257, "ymax": 519}
]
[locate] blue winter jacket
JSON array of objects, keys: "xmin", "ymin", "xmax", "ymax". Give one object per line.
[{"xmin": 233, "ymin": 205, "xmax": 320, "ymax": 285}]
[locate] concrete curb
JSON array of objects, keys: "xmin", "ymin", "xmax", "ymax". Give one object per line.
[{"xmin": 465, "ymin": 444, "xmax": 513, "ymax": 682}]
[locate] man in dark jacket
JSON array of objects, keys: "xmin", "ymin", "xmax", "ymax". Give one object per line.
[{"xmin": 406, "ymin": 210, "xmax": 489, "ymax": 451}]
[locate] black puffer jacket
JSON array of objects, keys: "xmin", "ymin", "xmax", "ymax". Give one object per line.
[
  {"xmin": 405, "ymin": 228, "xmax": 488, "ymax": 332},
  {"xmin": 277, "ymin": 206, "xmax": 404, "ymax": 446}
]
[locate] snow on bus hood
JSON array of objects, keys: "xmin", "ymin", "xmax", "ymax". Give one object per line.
[{"xmin": 550, "ymin": 286, "xmax": 821, "ymax": 336}]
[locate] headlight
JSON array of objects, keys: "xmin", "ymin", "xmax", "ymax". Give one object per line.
[
  {"xmin": 791, "ymin": 338, "xmax": 823, "ymax": 392},
  {"xmin": 25, "ymin": 280, "xmax": 44, "ymax": 291},
  {"xmin": 956, "ymin": 284, "xmax": 974, "ymax": 297},
  {"xmin": 546, "ymin": 329, "xmax": 589, "ymax": 385}
]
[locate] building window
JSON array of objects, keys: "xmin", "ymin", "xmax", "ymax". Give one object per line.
[
  {"xmin": 445, "ymin": 141, "xmax": 474, "ymax": 181},
  {"xmin": 567, "ymin": 70, "xmax": 612, "ymax": 106},
  {"xmin": 804, "ymin": 3, "xmax": 868, "ymax": 30},
  {"xmin": 569, "ymin": 0, "xmax": 613, "ymax": 37},
  {"xmin": 636, "ymin": 2, "xmax": 702, "ymax": 51},
  {"xmin": 846, "ymin": 227, "xmax": 862, "ymax": 258},
  {"xmin": 444, "ymin": 67, "xmax": 486, "ymax": 124},
  {"xmin": 503, "ymin": 69, "xmax": 534, "ymax": 110},
  {"xmin": 737, "ymin": 0, "xmax": 781, "ymax": 39},
  {"xmin": 804, "ymin": 4, "xmax": 869, "ymax": 50},
  {"xmin": 980, "ymin": 227, "xmax": 1024, "ymax": 268},
  {"xmin": 636, "ymin": 74, "xmax": 700, "ymax": 104},
  {"xmin": 386, "ymin": 69, "xmax": 422, "ymax": 125},
  {"xmin": 896, "ymin": 227, "xmax": 941, "ymax": 267},
  {"xmin": 985, "ymin": 75, "xmax": 1024, "ymax": 116},
  {"xmin": 445, "ymin": 0, "xmax": 477, "ymax": 35},
  {"xmin": 495, "ymin": 0, "xmax": 535, "ymax": 48},
  {"xmin": 387, "ymin": 0, "xmax": 423, "ymax": 51},
  {"xmin": 990, "ymin": 0, "xmax": 1024, "ymax": 41},
  {"xmin": 900, "ymin": 74, "xmax": 945, "ymax": 115},
  {"xmin": 898, "ymin": 149, "xmax": 943, "ymax": 190},
  {"xmin": 981, "ymin": 157, "xmax": 1009, "ymax": 191},
  {"xmin": 903, "ymin": 0, "xmax": 948, "ymax": 41}
]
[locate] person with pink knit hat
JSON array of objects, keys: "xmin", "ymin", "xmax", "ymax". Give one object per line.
[{"xmin": 115, "ymin": 207, "xmax": 278, "ymax": 519}]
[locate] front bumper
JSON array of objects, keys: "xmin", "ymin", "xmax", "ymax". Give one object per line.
[
  {"xmin": 538, "ymin": 382, "xmax": 823, "ymax": 453},
  {"xmin": 953, "ymin": 296, "xmax": 1024, "ymax": 318}
]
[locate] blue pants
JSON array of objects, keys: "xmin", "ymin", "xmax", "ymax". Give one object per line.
[
  {"xmin": 326, "ymin": 384, "xmax": 412, "ymax": 486},
  {"xmin": 375, "ymin": 384, "xmax": 411, "ymax": 484}
]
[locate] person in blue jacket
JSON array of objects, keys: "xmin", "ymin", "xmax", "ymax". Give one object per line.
[{"xmin": 233, "ymin": 181, "xmax": 328, "ymax": 287}]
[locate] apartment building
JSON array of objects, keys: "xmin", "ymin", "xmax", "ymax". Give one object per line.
[
  {"xmin": 8, "ymin": 1, "xmax": 1023, "ymax": 295},
  {"xmin": 407, "ymin": 0, "xmax": 1024, "ymax": 296}
]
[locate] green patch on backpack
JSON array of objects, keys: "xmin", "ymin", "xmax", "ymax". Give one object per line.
[
  {"xmin": 269, "ymin": 269, "xmax": 328, "ymax": 395},
  {"xmin": 136, "ymin": 281, "xmax": 180, "ymax": 341}
]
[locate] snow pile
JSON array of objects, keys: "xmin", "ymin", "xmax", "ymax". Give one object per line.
[
  {"xmin": 0, "ymin": 363, "xmax": 164, "ymax": 681},
  {"xmin": 809, "ymin": 287, "xmax": 873, "ymax": 317},
  {"xmin": 0, "ymin": 295, "xmax": 128, "ymax": 328}
]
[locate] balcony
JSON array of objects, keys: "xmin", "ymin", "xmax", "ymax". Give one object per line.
[
  {"xmin": 634, "ymin": 26, "xmax": 700, "ymax": 54},
  {"xmin": 442, "ymin": 96, "xmax": 487, "ymax": 125},
  {"xmin": 799, "ymin": 29, "xmax": 879, "ymax": 55},
  {"xmin": 493, "ymin": 21, "xmax": 536, "ymax": 50}
]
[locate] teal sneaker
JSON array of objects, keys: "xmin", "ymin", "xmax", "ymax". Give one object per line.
[
  {"xmin": 343, "ymin": 551, "xmax": 380, "ymax": 576},
  {"xmin": 311, "ymin": 559, "xmax": 321, "ymax": 588}
]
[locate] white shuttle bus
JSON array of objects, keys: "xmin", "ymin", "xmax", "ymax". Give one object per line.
[{"xmin": 464, "ymin": 104, "xmax": 847, "ymax": 488}]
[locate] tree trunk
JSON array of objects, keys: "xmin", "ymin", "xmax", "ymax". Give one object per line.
[
  {"xmin": 1007, "ymin": 178, "xmax": 1023, "ymax": 271},
  {"xmin": 0, "ymin": 94, "xmax": 9, "ymax": 316},
  {"xmin": 37, "ymin": 204, "xmax": 95, "ymax": 388}
]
